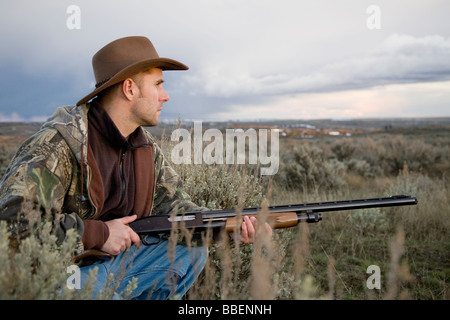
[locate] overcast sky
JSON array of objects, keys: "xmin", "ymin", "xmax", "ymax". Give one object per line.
[{"xmin": 0, "ymin": 0, "xmax": 449, "ymax": 122}]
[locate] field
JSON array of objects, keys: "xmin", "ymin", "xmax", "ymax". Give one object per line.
[{"xmin": 0, "ymin": 118, "xmax": 449, "ymax": 300}]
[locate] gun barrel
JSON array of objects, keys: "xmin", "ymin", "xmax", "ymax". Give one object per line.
[
  {"xmin": 202, "ymin": 195, "xmax": 417, "ymax": 220},
  {"xmin": 283, "ymin": 194, "xmax": 418, "ymax": 214}
]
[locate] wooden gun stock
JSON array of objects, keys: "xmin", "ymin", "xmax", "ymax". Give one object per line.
[{"xmin": 225, "ymin": 211, "xmax": 302, "ymax": 232}]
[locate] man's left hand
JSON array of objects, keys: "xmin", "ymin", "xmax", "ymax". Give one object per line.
[{"xmin": 238, "ymin": 215, "xmax": 273, "ymax": 243}]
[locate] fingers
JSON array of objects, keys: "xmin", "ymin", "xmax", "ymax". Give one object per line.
[
  {"xmin": 102, "ymin": 215, "xmax": 141, "ymax": 255},
  {"xmin": 117, "ymin": 214, "xmax": 141, "ymax": 248},
  {"xmin": 240, "ymin": 216, "xmax": 255, "ymax": 243},
  {"xmin": 118, "ymin": 215, "xmax": 141, "ymax": 248},
  {"xmin": 129, "ymin": 229, "xmax": 141, "ymax": 249},
  {"xmin": 118, "ymin": 214, "xmax": 138, "ymax": 224},
  {"xmin": 239, "ymin": 216, "xmax": 273, "ymax": 244},
  {"xmin": 264, "ymin": 222, "xmax": 273, "ymax": 238}
]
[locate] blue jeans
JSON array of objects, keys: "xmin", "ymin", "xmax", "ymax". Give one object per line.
[{"xmin": 80, "ymin": 237, "xmax": 207, "ymax": 300}]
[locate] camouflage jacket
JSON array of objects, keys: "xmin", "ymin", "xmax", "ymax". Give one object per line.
[{"xmin": 0, "ymin": 104, "xmax": 200, "ymax": 255}]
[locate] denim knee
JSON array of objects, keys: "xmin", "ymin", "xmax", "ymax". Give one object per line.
[{"xmin": 79, "ymin": 240, "xmax": 208, "ymax": 300}]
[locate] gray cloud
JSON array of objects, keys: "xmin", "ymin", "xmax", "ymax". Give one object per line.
[{"xmin": 182, "ymin": 34, "xmax": 450, "ymax": 98}]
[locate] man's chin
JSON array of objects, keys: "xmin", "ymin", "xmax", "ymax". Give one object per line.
[{"xmin": 144, "ymin": 117, "xmax": 159, "ymax": 127}]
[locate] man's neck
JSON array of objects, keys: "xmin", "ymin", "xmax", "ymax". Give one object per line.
[{"xmin": 96, "ymin": 99, "xmax": 137, "ymax": 138}]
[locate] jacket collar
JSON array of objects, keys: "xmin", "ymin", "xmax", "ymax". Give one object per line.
[{"xmin": 88, "ymin": 100, "xmax": 148, "ymax": 150}]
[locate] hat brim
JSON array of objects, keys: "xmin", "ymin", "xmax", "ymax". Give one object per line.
[{"xmin": 76, "ymin": 57, "xmax": 188, "ymax": 106}]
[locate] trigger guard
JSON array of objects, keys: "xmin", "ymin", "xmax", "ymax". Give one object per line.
[{"xmin": 141, "ymin": 234, "xmax": 162, "ymax": 246}]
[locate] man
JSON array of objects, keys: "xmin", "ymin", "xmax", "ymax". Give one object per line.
[{"xmin": 0, "ymin": 36, "xmax": 264, "ymax": 299}]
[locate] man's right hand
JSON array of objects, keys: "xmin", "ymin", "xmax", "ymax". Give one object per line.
[{"xmin": 101, "ymin": 215, "xmax": 141, "ymax": 255}]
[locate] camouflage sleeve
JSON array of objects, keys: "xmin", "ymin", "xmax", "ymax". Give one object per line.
[
  {"xmin": 151, "ymin": 141, "xmax": 207, "ymax": 215},
  {"xmin": 0, "ymin": 128, "xmax": 84, "ymax": 254}
]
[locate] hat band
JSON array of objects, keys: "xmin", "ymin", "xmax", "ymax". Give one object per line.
[{"xmin": 95, "ymin": 77, "xmax": 112, "ymax": 88}]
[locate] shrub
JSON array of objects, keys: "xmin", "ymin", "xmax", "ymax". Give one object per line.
[
  {"xmin": 276, "ymin": 141, "xmax": 346, "ymax": 193},
  {"xmin": 0, "ymin": 220, "xmax": 83, "ymax": 299}
]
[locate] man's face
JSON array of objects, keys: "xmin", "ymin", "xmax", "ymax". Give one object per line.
[{"xmin": 130, "ymin": 68, "xmax": 169, "ymax": 127}]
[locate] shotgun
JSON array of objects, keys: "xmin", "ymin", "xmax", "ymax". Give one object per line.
[{"xmin": 129, "ymin": 195, "xmax": 417, "ymax": 245}]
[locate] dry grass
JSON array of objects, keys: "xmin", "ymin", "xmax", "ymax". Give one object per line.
[{"xmin": 0, "ymin": 124, "xmax": 448, "ymax": 300}]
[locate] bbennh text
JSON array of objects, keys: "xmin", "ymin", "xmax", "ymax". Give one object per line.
[
  {"xmin": 178, "ymin": 303, "xmax": 272, "ymax": 317},
  {"xmin": 171, "ymin": 121, "xmax": 279, "ymax": 175}
]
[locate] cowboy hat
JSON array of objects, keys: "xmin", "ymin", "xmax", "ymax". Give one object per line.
[{"xmin": 76, "ymin": 36, "xmax": 188, "ymax": 106}]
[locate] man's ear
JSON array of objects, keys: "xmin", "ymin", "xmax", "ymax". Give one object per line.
[{"xmin": 121, "ymin": 78, "xmax": 138, "ymax": 101}]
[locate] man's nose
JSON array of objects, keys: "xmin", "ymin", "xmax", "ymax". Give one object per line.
[{"xmin": 160, "ymin": 87, "xmax": 169, "ymax": 102}]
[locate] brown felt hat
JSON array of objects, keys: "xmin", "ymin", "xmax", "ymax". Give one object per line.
[{"xmin": 76, "ymin": 36, "xmax": 188, "ymax": 106}]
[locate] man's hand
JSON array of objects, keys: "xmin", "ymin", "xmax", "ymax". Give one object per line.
[
  {"xmin": 101, "ymin": 215, "xmax": 141, "ymax": 255},
  {"xmin": 237, "ymin": 215, "xmax": 273, "ymax": 243}
]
